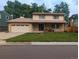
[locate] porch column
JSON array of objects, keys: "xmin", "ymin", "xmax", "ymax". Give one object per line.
[
  {"xmin": 64, "ymin": 24, "xmax": 65, "ymax": 31},
  {"xmin": 62, "ymin": 24, "xmax": 65, "ymax": 32},
  {"xmin": 44, "ymin": 23, "xmax": 45, "ymax": 30}
]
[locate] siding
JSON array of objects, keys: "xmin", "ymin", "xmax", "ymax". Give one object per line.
[
  {"xmin": 33, "ymin": 14, "xmax": 64, "ymax": 21},
  {"xmin": 0, "ymin": 11, "xmax": 10, "ymax": 26}
]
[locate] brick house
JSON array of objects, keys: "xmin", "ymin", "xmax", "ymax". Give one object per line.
[{"xmin": 8, "ymin": 12, "xmax": 67, "ymax": 32}]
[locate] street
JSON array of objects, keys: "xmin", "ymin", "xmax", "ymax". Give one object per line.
[{"xmin": 0, "ymin": 45, "xmax": 78, "ymax": 59}]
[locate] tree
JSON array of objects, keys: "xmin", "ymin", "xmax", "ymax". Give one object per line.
[
  {"xmin": 31, "ymin": 3, "xmax": 38, "ymax": 12},
  {"xmin": 37, "ymin": 4, "xmax": 51, "ymax": 12},
  {"xmin": 4, "ymin": 0, "xmax": 22, "ymax": 18},
  {"xmin": 4, "ymin": 1, "xmax": 51, "ymax": 19},
  {"xmin": 4, "ymin": 1, "xmax": 14, "ymax": 15},
  {"xmin": 21, "ymin": 4, "xmax": 31, "ymax": 17},
  {"xmin": 53, "ymin": 2, "xmax": 70, "ymax": 22}
]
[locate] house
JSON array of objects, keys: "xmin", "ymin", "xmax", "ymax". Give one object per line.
[
  {"xmin": 69, "ymin": 14, "xmax": 78, "ymax": 27},
  {"xmin": 69, "ymin": 14, "xmax": 78, "ymax": 32},
  {"xmin": 8, "ymin": 12, "xmax": 67, "ymax": 32},
  {"xmin": 0, "ymin": 11, "xmax": 11, "ymax": 31}
]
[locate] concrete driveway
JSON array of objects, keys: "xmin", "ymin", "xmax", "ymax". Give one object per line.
[{"xmin": 0, "ymin": 32, "xmax": 25, "ymax": 40}]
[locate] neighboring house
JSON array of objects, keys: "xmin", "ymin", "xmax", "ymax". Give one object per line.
[
  {"xmin": 0, "ymin": 11, "xmax": 11, "ymax": 31},
  {"xmin": 8, "ymin": 12, "xmax": 67, "ymax": 32},
  {"xmin": 69, "ymin": 14, "xmax": 78, "ymax": 27},
  {"xmin": 69, "ymin": 14, "xmax": 78, "ymax": 32}
]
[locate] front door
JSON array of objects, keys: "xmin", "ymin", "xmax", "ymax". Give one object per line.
[{"xmin": 39, "ymin": 23, "xmax": 44, "ymax": 31}]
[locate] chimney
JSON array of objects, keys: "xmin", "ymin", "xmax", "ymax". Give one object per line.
[
  {"xmin": 11, "ymin": 15, "xmax": 13, "ymax": 19},
  {"xmin": 20, "ymin": 16, "xmax": 24, "ymax": 18},
  {"xmin": 20, "ymin": 14, "xmax": 25, "ymax": 18}
]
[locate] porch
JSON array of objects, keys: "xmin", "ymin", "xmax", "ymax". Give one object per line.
[{"xmin": 32, "ymin": 23, "xmax": 65, "ymax": 32}]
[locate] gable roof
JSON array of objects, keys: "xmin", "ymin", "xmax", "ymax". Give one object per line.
[{"xmin": 8, "ymin": 17, "xmax": 67, "ymax": 23}]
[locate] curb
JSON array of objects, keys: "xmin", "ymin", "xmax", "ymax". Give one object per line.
[
  {"xmin": 31, "ymin": 42, "xmax": 78, "ymax": 45},
  {"xmin": 0, "ymin": 42, "xmax": 78, "ymax": 45}
]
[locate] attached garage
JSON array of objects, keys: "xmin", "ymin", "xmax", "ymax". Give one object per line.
[
  {"xmin": 11, "ymin": 25, "xmax": 30, "ymax": 32},
  {"xmin": 8, "ymin": 17, "xmax": 33, "ymax": 32},
  {"xmin": 8, "ymin": 23, "xmax": 32, "ymax": 32}
]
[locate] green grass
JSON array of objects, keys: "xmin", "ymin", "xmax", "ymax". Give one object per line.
[{"xmin": 6, "ymin": 32, "xmax": 78, "ymax": 42}]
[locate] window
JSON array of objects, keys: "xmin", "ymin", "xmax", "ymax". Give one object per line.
[
  {"xmin": 12, "ymin": 24, "xmax": 15, "ymax": 26},
  {"xmin": 25, "ymin": 25, "xmax": 29, "ymax": 26},
  {"xmin": 17, "ymin": 25, "xmax": 20, "ymax": 26},
  {"xmin": 52, "ymin": 24, "xmax": 60, "ymax": 29},
  {"xmin": 39, "ymin": 15, "xmax": 45, "ymax": 19},
  {"xmin": 52, "ymin": 24, "xmax": 55, "ymax": 28},
  {"xmin": 21, "ymin": 25, "xmax": 24, "ymax": 26},
  {"xmin": 53, "ymin": 16, "xmax": 59, "ymax": 19},
  {"xmin": 56, "ymin": 24, "xmax": 59, "ymax": 28},
  {"xmin": 7, "ymin": 16, "xmax": 9, "ymax": 19}
]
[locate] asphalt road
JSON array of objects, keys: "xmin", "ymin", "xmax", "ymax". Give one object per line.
[{"xmin": 0, "ymin": 45, "xmax": 78, "ymax": 59}]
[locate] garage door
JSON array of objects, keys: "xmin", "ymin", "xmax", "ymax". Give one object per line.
[{"xmin": 11, "ymin": 25, "xmax": 30, "ymax": 32}]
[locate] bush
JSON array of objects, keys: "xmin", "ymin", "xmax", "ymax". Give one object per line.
[
  {"xmin": 73, "ymin": 26, "xmax": 78, "ymax": 33},
  {"xmin": 66, "ymin": 27, "xmax": 71, "ymax": 32}
]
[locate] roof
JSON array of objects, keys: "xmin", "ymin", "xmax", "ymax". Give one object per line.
[
  {"xmin": 8, "ymin": 17, "xmax": 67, "ymax": 23},
  {"xmin": 69, "ymin": 14, "xmax": 78, "ymax": 20},
  {"xmin": 0, "ymin": 11, "xmax": 10, "ymax": 16},
  {"xmin": 32, "ymin": 12, "xmax": 65, "ymax": 16}
]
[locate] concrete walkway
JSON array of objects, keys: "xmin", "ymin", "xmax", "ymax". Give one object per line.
[
  {"xmin": 0, "ymin": 32, "xmax": 25, "ymax": 44},
  {"xmin": 0, "ymin": 32, "xmax": 25, "ymax": 40},
  {"xmin": 0, "ymin": 32, "xmax": 24, "ymax": 44}
]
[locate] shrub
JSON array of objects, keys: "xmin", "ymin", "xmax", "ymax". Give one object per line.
[
  {"xmin": 66, "ymin": 27, "xmax": 71, "ymax": 32},
  {"xmin": 73, "ymin": 26, "xmax": 78, "ymax": 33}
]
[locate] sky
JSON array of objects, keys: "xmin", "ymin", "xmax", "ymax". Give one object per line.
[{"xmin": 0, "ymin": 0, "xmax": 78, "ymax": 16}]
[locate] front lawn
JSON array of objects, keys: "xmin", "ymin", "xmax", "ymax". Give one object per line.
[{"xmin": 6, "ymin": 32, "xmax": 78, "ymax": 42}]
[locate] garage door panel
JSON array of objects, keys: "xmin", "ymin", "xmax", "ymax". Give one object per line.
[{"xmin": 11, "ymin": 26, "xmax": 30, "ymax": 32}]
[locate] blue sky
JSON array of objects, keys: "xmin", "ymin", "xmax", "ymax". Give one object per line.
[{"xmin": 0, "ymin": 0, "xmax": 78, "ymax": 16}]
